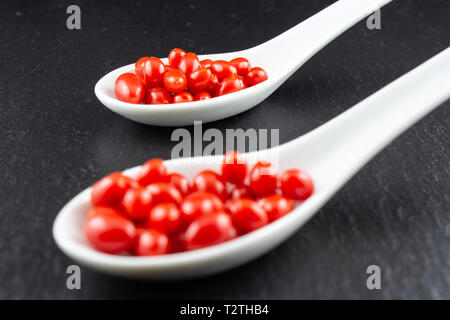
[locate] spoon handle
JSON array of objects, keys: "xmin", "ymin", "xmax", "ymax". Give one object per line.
[
  {"xmin": 288, "ymin": 47, "xmax": 450, "ymax": 185},
  {"xmin": 255, "ymin": 0, "xmax": 392, "ymax": 74}
]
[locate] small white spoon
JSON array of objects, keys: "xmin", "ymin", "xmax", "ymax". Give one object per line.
[
  {"xmin": 55, "ymin": 48, "xmax": 450, "ymax": 279},
  {"xmin": 95, "ymin": 0, "xmax": 392, "ymax": 126}
]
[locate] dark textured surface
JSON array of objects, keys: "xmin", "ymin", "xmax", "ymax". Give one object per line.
[{"xmin": 0, "ymin": 0, "xmax": 449, "ymax": 299}]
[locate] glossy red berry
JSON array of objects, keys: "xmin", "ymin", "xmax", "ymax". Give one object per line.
[
  {"xmin": 148, "ymin": 203, "xmax": 182, "ymax": 234},
  {"xmin": 200, "ymin": 59, "xmax": 213, "ymax": 69},
  {"xmin": 132, "ymin": 228, "xmax": 170, "ymax": 256},
  {"xmin": 188, "ymin": 67, "xmax": 213, "ymax": 93},
  {"xmin": 146, "ymin": 182, "xmax": 183, "ymax": 205},
  {"xmin": 91, "ymin": 172, "xmax": 134, "ymax": 206},
  {"xmin": 225, "ymin": 198, "xmax": 268, "ymax": 234},
  {"xmin": 135, "ymin": 57, "xmax": 151, "ymax": 79},
  {"xmin": 229, "ymin": 185, "xmax": 253, "ymax": 200},
  {"xmin": 114, "ymin": 73, "xmax": 145, "ymax": 104},
  {"xmin": 184, "ymin": 212, "xmax": 236, "ymax": 250},
  {"xmin": 246, "ymin": 67, "xmax": 268, "ymax": 87},
  {"xmin": 280, "ymin": 169, "xmax": 314, "ymax": 200},
  {"xmin": 192, "ymin": 170, "xmax": 227, "ymax": 201},
  {"xmin": 145, "ymin": 87, "xmax": 172, "ymax": 104},
  {"xmin": 173, "ymin": 91, "xmax": 194, "ymax": 103},
  {"xmin": 180, "ymin": 191, "xmax": 224, "ymax": 225},
  {"xmin": 230, "ymin": 57, "xmax": 251, "ymax": 77},
  {"xmin": 215, "ymin": 76, "xmax": 246, "ymax": 96},
  {"xmin": 121, "ymin": 187, "xmax": 154, "ymax": 221},
  {"xmin": 167, "ymin": 173, "xmax": 190, "ymax": 196},
  {"xmin": 141, "ymin": 57, "xmax": 166, "ymax": 88},
  {"xmin": 178, "ymin": 52, "xmax": 201, "ymax": 76},
  {"xmin": 206, "ymin": 73, "xmax": 219, "ymax": 94},
  {"xmin": 168, "ymin": 48, "xmax": 186, "ymax": 68},
  {"xmin": 210, "ymin": 60, "xmax": 237, "ymax": 81},
  {"xmin": 194, "ymin": 91, "xmax": 212, "ymax": 101},
  {"xmin": 137, "ymin": 158, "xmax": 167, "ymax": 186},
  {"xmin": 221, "ymin": 151, "xmax": 248, "ymax": 185},
  {"xmin": 163, "ymin": 69, "xmax": 187, "ymax": 93},
  {"xmin": 85, "ymin": 207, "xmax": 136, "ymax": 254},
  {"xmin": 258, "ymin": 194, "xmax": 294, "ymax": 222},
  {"xmin": 249, "ymin": 161, "xmax": 278, "ymax": 197}
]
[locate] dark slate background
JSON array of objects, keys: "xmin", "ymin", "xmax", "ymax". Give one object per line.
[{"xmin": 0, "ymin": 0, "xmax": 449, "ymax": 299}]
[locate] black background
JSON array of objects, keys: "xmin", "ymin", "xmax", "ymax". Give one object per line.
[{"xmin": 0, "ymin": 0, "xmax": 449, "ymax": 299}]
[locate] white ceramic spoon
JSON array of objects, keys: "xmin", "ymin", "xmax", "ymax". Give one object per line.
[
  {"xmin": 95, "ymin": 0, "xmax": 392, "ymax": 126},
  {"xmin": 55, "ymin": 47, "xmax": 450, "ymax": 279}
]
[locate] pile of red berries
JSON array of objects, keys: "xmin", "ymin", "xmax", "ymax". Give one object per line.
[
  {"xmin": 85, "ymin": 151, "xmax": 313, "ymax": 256},
  {"xmin": 114, "ymin": 48, "xmax": 268, "ymax": 104}
]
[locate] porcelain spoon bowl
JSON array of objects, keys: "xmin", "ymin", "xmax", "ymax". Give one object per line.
[
  {"xmin": 95, "ymin": 0, "xmax": 392, "ymax": 126},
  {"xmin": 55, "ymin": 47, "xmax": 450, "ymax": 279}
]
